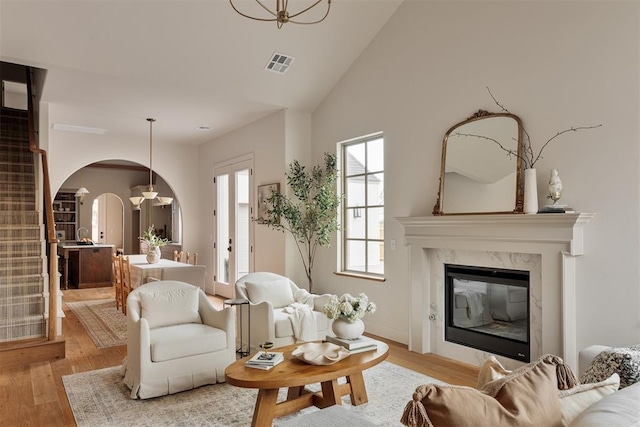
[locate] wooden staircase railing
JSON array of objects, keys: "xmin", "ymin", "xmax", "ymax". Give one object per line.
[{"xmin": 25, "ymin": 68, "xmax": 58, "ymax": 341}]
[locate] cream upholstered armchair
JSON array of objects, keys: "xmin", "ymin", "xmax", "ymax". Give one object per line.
[
  {"xmin": 235, "ymin": 272, "xmax": 333, "ymax": 350},
  {"xmin": 122, "ymin": 280, "xmax": 235, "ymax": 399}
]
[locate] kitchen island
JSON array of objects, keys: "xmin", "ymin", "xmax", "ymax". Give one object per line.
[{"xmin": 57, "ymin": 243, "xmax": 115, "ymax": 289}]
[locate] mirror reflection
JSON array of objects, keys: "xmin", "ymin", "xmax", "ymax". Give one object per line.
[{"xmin": 433, "ymin": 111, "xmax": 523, "ymax": 215}]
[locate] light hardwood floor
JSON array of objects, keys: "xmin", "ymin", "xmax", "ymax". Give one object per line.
[{"xmin": 0, "ymin": 287, "xmax": 479, "ymax": 426}]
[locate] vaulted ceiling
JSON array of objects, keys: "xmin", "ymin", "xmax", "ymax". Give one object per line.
[{"xmin": 1, "ymin": 0, "xmax": 403, "ymax": 145}]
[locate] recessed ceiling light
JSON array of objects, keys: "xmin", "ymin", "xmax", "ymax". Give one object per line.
[
  {"xmin": 52, "ymin": 123, "xmax": 107, "ymax": 135},
  {"xmin": 265, "ymin": 52, "xmax": 294, "ymax": 74},
  {"xmin": 196, "ymin": 126, "xmax": 212, "ymax": 131}
]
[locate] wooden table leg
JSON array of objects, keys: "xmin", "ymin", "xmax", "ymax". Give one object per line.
[
  {"xmin": 318, "ymin": 378, "xmax": 341, "ymax": 408},
  {"xmin": 251, "ymin": 388, "xmax": 279, "ymax": 427},
  {"xmin": 287, "ymin": 385, "xmax": 304, "ymax": 400},
  {"xmin": 347, "ymin": 372, "xmax": 368, "ymax": 405}
]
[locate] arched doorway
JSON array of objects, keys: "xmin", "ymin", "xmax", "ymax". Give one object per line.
[
  {"xmin": 56, "ymin": 161, "xmax": 182, "ymax": 255},
  {"xmin": 92, "ymin": 193, "xmax": 125, "ymax": 251}
]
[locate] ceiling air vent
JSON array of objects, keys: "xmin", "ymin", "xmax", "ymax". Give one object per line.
[{"xmin": 265, "ymin": 52, "xmax": 294, "ymax": 74}]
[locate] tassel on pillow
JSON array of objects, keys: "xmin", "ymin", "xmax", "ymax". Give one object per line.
[
  {"xmin": 550, "ymin": 355, "xmax": 579, "ymax": 390},
  {"xmin": 400, "ymin": 385, "xmax": 434, "ymax": 427}
]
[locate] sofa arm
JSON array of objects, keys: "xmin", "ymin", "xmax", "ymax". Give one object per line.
[
  {"xmin": 568, "ymin": 381, "xmax": 640, "ymax": 427},
  {"xmin": 123, "ymin": 316, "xmax": 151, "ymax": 398},
  {"xmin": 578, "ymin": 345, "xmax": 611, "ymax": 378},
  {"xmin": 313, "ymin": 294, "xmax": 333, "ymax": 312},
  {"xmin": 199, "ymin": 298, "xmax": 234, "ymax": 331}
]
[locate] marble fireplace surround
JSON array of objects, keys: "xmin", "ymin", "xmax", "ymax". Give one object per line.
[{"xmin": 397, "ymin": 214, "xmax": 593, "ymax": 370}]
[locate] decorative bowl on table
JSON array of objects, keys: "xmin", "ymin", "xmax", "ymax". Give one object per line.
[{"xmin": 291, "ymin": 342, "xmax": 350, "ymax": 365}]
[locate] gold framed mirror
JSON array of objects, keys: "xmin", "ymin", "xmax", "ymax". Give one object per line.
[{"xmin": 433, "ymin": 110, "xmax": 524, "ymax": 215}]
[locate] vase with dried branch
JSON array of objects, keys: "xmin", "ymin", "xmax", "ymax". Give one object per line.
[{"xmin": 456, "ymin": 88, "xmax": 602, "ymax": 213}]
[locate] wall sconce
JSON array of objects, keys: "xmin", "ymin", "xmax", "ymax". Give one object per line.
[{"xmin": 75, "ymin": 187, "xmax": 89, "ymax": 205}]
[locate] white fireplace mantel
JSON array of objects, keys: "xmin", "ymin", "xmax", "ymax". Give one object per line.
[{"xmin": 397, "ymin": 213, "xmax": 594, "ymax": 369}]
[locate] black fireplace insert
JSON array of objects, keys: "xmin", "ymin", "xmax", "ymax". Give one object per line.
[{"xmin": 444, "ymin": 264, "xmax": 530, "ymax": 362}]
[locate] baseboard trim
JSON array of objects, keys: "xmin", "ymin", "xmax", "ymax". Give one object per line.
[{"xmin": 0, "ymin": 337, "xmax": 66, "ymax": 368}]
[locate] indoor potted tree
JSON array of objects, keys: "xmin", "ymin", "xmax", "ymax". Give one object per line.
[{"xmin": 259, "ymin": 153, "xmax": 340, "ymax": 292}]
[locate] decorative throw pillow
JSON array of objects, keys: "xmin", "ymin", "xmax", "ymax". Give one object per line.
[
  {"xmin": 401, "ymin": 355, "xmax": 569, "ymax": 427},
  {"xmin": 139, "ymin": 286, "xmax": 201, "ymax": 329},
  {"xmin": 246, "ymin": 278, "xmax": 295, "ymax": 308},
  {"xmin": 558, "ymin": 373, "xmax": 619, "ymax": 425},
  {"xmin": 476, "ymin": 355, "xmax": 578, "ymax": 391},
  {"xmin": 475, "ymin": 355, "xmax": 616, "ymax": 426},
  {"xmin": 580, "ymin": 345, "xmax": 640, "ymax": 388},
  {"xmin": 476, "ymin": 355, "xmax": 512, "ymax": 389}
]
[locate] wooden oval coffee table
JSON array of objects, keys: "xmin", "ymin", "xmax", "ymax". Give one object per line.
[{"xmin": 225, "ymin": 340, "xmax": 389, "ymax": 427}]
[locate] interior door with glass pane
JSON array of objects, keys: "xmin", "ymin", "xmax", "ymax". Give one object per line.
[{"xmin": 213, "ymin": 158, "xmax": 253, "ymax": 298}]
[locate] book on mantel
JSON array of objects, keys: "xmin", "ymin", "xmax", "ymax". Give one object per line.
[
  {"xmin": 538, "ymin": 205, "xmax": 575, "ymax": 214},
  {"xmin": 325, "ymin": 335, "xmax": 377, "ymax": 352},
  {"xmin": 244, "ymin": 352, "xmax": 284, "ymax": 370}
]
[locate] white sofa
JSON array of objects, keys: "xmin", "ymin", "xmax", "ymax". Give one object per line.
[
  {"xmin": 235, "ymin": 272, "xmax": 333, "ymax": 350},
  {"xmin": 122, "ymin": 280, "xmax": 235, "ymax": 399},
  {"xmin": 569, "ymin": 345, "xmax": 640, "ymax": 426}
]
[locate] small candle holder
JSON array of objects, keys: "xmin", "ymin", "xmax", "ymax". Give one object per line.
[{"xmin": 259, "ymin": 341, "xmax": 274, "ymax": 358}]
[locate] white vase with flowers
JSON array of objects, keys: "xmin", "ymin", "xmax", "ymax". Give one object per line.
[
  {"xmin": 139, "ymin": 225, "xmax": 168, "ymax": 264},
  {"xmin": 323, "ymin": 293, "xmax": 376, "ymax": 340}
]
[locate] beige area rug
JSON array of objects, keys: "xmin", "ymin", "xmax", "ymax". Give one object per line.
[
  {"xmin": 63, "ymin": 361, "xmax": 446, "ymax": 426},
  {"xmin": 65, "ymin": 299, "xmax": 127, "ymax": 348}
]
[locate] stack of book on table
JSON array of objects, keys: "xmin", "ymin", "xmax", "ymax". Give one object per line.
[
  {"xmin": 325, "ymin": 335, "xmax": 378, "ymax": 354},
  {"xmin": 244, "ymin": 352, "xmax": 284, "ymax": 370}
]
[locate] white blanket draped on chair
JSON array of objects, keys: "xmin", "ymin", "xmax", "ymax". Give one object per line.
[{"xmin": 283, "ymin": 291, "xmax": 318, "ymax": 342}]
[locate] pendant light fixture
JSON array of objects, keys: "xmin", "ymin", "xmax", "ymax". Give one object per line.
[
  {"xmin": 129, "ymin": 118, "xmax": 173, "ymax": 209},
  {"xmin": 229, "ymin": 0, "xmax": 331, "ymax": 29}
]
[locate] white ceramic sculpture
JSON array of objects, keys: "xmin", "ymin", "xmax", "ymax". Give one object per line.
[{"xmin": 547, "ymin": 168, "xmax": 563, "ymax": 205}]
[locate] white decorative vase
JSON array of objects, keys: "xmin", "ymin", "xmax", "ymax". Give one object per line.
[
  {"xmin": 523, "ymin": 168, "xmax": 538, "ymax": 214},
  {"xmin": 146, "ymin": 246, "xmax": 161, "ymax": 264},
  {"xmin": 331, "ymin": 318, "xmax": 365, "ymax": 340}
]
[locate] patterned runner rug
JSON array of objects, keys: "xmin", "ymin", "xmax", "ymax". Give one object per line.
[
  {"xmin": 65, "ymin": 299, "xmax": 126, "ymax": 348},
  {"xmin": 63, "ymin": 361, "xmax": 445, "ymax": 426}
]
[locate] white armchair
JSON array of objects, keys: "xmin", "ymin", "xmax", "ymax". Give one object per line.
[
  {"xmin": 235, "ymin": 272, "xmax": 333, "ymax": 350},
  {"xmin": 122, "ymin": 280, "xmax": 235, "ymax": 399}
]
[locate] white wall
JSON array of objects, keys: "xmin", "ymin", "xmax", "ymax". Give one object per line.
[
  {"xmin": 198, "ymin": 110, "xmax": 287, "ymax": 294},
  {"xmin": 311, "ymin": 1, "xmax": 640, "ymax": 349}
]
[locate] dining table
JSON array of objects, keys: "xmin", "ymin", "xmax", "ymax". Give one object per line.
[{"xmin": 127, "ymin": 256, "xmax": 206, "ymax": 290}]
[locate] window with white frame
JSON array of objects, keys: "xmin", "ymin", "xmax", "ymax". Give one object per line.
[{"xmin": 339, "ymin": 134, "xmax": 384, "ymax": 277}]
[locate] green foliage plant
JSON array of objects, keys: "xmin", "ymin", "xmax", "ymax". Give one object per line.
[
  {"xmin": 140, "ymin": 225, "xmax": 168, "ymax": 249},
  {"xmin": 260, "ymin": 153, "xmax": 340, "ymax": 292}
]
